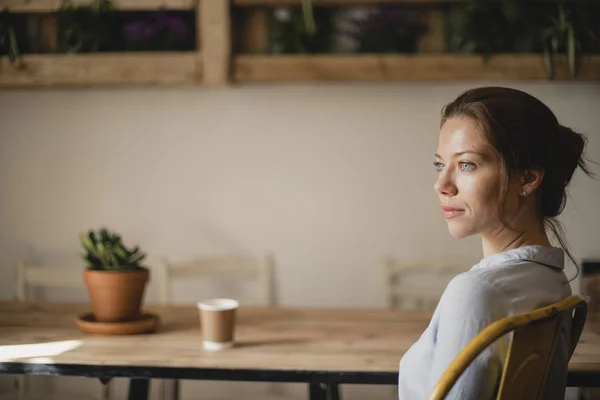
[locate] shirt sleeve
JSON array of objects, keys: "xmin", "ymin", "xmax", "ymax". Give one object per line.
[{"xmin": 426, "ymin": 273, "xmax": 510, "ymax": 400}]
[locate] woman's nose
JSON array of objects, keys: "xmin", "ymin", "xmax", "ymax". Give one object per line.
[{"xmin": 434, "ymin": 170, "xmax": 457, "ymax": 196}]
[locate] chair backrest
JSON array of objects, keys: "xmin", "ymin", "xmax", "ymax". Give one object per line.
[
  {"xmin": 14, "ymin": 262, "xmax": 96, "ymax": 399},
  {"xmin": 428, "ymin": 295, "xmax": 588, "ymax": 400},
  {"xmin": 384, "ymin": 258, "xmax": 470, "ymax": 310},
  {"xmin": 157, "ymin": 254, "xmax": 275, "ymax": 306},
  {"xmin": 16, "ymin": 262, "xmax": 84, "ymax": 301}
]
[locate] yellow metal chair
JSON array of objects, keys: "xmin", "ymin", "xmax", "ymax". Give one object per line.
[{"xmin": 428, "ymin": 295, "xmax": 587, "ymax": 400}]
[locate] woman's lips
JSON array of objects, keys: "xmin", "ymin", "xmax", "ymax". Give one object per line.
[{"xmin": 441, "ymin": 206, "xmax": 464, "ymax": 219}]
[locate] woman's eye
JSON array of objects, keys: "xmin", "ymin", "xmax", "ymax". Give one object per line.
[
  {"xmin": 433, "ymin": 162, "xmax": 444, "ymax": 171},
  {"xmin": 459, "ymin": 162, "xmax": 475, "ymax": 172}
]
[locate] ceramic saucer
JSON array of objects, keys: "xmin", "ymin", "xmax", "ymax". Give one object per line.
[{"xmin": 75, "ymin": 312, "xmax": 160, "ymax": 335}]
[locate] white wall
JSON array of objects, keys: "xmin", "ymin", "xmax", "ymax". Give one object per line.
[{"xmin": 1, "ymin": 82, "xmax": 600, "ymax": 306}]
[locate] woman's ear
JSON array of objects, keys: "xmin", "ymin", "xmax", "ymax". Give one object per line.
[{"xmin": 520, "ymin": 168, "xmax": 544, "ymax": 197}]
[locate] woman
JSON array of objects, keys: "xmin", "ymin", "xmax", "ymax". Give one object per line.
[{"xmin": 398, "ymin": 87, "xmax": 593, "ymax": 400}]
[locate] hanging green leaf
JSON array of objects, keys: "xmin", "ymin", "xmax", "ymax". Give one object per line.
[
  {"xmin": 0, "ymin": 9, "xmax": 22, "ymax": 67},
  {"xmin": 567, "ymin": 26, "xmax": 576, "ymax": 79},
  {"xmin": 543, "ymin": 44, "xmax": 554, "ymax": 80},
  {"xmin": 301, "ymin": 0, "xmax": 315, "ymax": 36},
  {"xmin": 7, "ymin": 28, "xmax": 20, "ymax": 66},
  {"xmin": 57, "ymin": 0, "xmax": 116, "ymax": 53}
]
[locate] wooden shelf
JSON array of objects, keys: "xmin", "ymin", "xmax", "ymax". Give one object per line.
[
  {"xmin": 233, "ymin": 0, "xmax": 457, "ymax": 5},
  {"xmin": 0, "ymin": 53, "xmax": 200, "ymax": 87},
  {"xmin": 0, "ymin": 0, "xmax": 233, "ymax": 88},
  {"xmin": 234, "ymin": 54, "xmax": 600, "ymax": 82},
  {"xmin": 3, "ymin": 0, "xmax": 197, "ymax": 12},
  {"xmin": 2, "ymin": 0, "xmax": 598, "ymax": 87},
  {"xmin": 233, "ymin": 0, "xmax": 569, "ymax": 4}
]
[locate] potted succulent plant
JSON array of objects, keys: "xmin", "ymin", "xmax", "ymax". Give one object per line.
[{"xmin": 80, "ymin": 228, "xmax": 149, "ymax": 322}]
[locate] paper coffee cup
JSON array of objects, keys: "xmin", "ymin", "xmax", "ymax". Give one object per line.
[{"xmin": 196, "ymin": 298, "xmax": 239, "ymax": 351}]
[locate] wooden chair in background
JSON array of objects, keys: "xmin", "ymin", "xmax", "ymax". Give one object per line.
[
  {"xmin": 7, "ymin": 261, "xmax": 112, "ymax": 400},
  {"xmin": 384, "ymin": 258, "xmax": 471, "ymax": 311},
  {"xmin": 155, "ymin": 254, "xmax": 276, "ymax": 400}
]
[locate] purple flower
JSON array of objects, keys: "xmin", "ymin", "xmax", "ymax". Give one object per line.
[
  {"xmin": 349, "ymin": 6, "xmax": 426, "ymax": 36},
  {"xmin": 165, "ymin": 17, "xmax": 187, "ymax": 38},
  {"xmin": 346, "ymin": 6, "xmax": 428, "ymax": 53},
  {"xmin": 124, "ymin": 21, "xmax": 157, "ymax": 42},
  {"xmin": 123, "ymin": 9, "xmax": 188, "ymax": 46}
]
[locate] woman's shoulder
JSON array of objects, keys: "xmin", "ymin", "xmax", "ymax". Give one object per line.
[
  {"xmin": 441, "ymin": 269, "xmax": 511, "ymax": 308},
  {"xmin": 435, "ymin": 270, "xmax": 512, "ymax": 330}
]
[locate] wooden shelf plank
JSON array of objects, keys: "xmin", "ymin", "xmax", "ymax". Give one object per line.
[
  {"xmin": 1, "ymin": 0, "xmax": 56, "ymax": 12},
  {"xmin": 0, "ymin": 52, "xmax": 200, "ymax": 87},
  {"xmin": 233, "ymin": 0, "xmax": 564, "ymax": 4},
  {"xmin": 3, "ymin": 0, "xmax": 197, "ymax": 12},
  {"xmin": 233, "ymin": 0, "xmax": 458, "ymax": 6},
  {"xmin": 234, "ymin": 54, "xmax": 600, "ymax": 82}
]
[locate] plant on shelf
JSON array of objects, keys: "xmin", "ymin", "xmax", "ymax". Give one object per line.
[
  {"xmin": 300, "ymin": 0, "xmax": 315, "ymax": 36},
  {"xmin": 269, "ymin": 4, "xmax": 334, "ymax": 54},
  {"xmin": 81, "ymin": 227, "xmax": 150, "ymax": 323},
  {"xmin": 445, "ymin": 0, "xmax": 535, "ymax": 60},
  {"xmin": 540, "ymin": 1, "xmax": 598, "ymax": 79},
  {"xmin": 123, "ymin": 9, "xmax": 191, "ymax": 51},
  {"xmin": 57, "ymin": 0, "xmax": 118, "ymax": 53},
  {"xmin": 446, "ymin": 0, "xmax": 598, "ymax": 78},
  {"xmin": 0, "ymin": 9, "xmax": 21, "ymax": 67},
  {"xmin": 346, "ymin": 6, "xmax": 428, "ymax": 54}
]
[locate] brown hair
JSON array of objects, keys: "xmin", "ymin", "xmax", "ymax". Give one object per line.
[{"xmin": 440, "ymin": 87, "xmax": 594, "ymax": 276}]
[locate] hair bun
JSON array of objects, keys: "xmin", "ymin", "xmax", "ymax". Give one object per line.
[
  {"xmin": 557, "ymin": 124, "xmax": 587, "ymax": 185},
  {"xmin": 540, "ymin": 125, "xmax": 591, "ymax": 218}
]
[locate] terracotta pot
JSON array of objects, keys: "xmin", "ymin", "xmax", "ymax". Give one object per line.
[{"xmin": 83, "ymin": 268, "xmax": 149, "ymax": 323}]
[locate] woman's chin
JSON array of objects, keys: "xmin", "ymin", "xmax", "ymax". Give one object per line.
[{"xmin": 447, "ymin": 223, "xmax": 474, "ymax": 239}]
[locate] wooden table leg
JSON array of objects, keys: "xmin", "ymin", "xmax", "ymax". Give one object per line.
[
  {"xmin": 328, "ymin": 383, "xmax": 340, "ymax": 400},
  {"xmin": 309, "ymin": 383, "xmax": 340, "ymax": 400},
  {"xmin": 309, "ymin": 383, "xmax": 326, "ymax": 400},
  {"xmin": 128, "ymin": 378, "xmax": 150, "ymax": 400}
]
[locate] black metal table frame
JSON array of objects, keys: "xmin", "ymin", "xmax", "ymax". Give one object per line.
[{"xmin": 1, "ymin": 362, "xmax": 599, "ymax": 400}]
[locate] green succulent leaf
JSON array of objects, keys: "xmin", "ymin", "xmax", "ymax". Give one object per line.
[
  {"xmin": 127, "ymin": 251, "xmax": 145, "ymax": 265},
  {"xmin": 80, "ymin": 233, "xmax": 96, "ymax": 253},
  {"xmin": 80, "ymin": 227, "xmax": 146, "ymax": 271}
]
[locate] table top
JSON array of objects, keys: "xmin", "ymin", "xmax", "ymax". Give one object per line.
[{"xmin": 1, "ymin": 302, "xmax": 599, "ymax": 385}]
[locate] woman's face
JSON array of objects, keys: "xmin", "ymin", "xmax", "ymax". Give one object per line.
[{"xmin": 434, "ymin": 116, "xmax": 520, "ymax": 239}]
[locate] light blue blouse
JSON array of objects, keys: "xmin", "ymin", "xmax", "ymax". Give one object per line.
[{"xmin": 398, "ymin": 245, "xmax": 572, "ymax": 400}]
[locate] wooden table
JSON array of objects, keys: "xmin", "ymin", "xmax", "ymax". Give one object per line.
[{"xmin": 1, "ymin": 302, "xmax": 600, "ymax": 400}]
